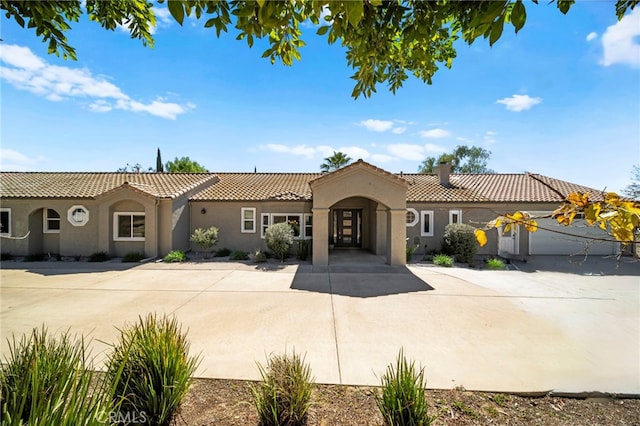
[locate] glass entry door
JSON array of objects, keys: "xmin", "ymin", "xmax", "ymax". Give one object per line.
[{"xmin": 334, "ymin": 209, "xmax": 362, "ymax": 247}]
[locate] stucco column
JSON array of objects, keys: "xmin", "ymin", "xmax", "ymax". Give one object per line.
[
  {"xmin": 376, "ymin": 205, "xmax": 387, "ymax": 257},
  {"xmin": 388, "ymin": 208, "xmax": 407, "ymax": 266},
  {"xmin": 312, "ymin": 208, "xmax": 329, "ymax": 266}
]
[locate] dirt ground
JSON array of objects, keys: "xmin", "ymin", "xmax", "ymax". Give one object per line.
[{"xmin": 176, "ymin": 378, "xmax": 640, "ymax": 425}]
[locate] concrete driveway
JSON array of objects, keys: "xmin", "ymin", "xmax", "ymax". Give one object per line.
[{"xmin": 1, "ymin": 256, "xmax": 638, "ymax": 395}]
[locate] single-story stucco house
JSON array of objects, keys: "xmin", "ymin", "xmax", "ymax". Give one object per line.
[{"xmin": 0, "ymin": 160, "xmax": 618, "ymax": 266}]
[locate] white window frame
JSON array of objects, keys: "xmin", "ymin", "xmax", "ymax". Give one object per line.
[
  {"xmin": 260, "ymin": 213, "xmax": 311, "ymax": 239},
  {"xmin": 241, "ymin": 207, "xmax": 256, "ymax": 233},
  {"xmin": 420, "ymin": 210, "xmax": 434, "ymax": 237},
  {"xmin": 113, "ymin": 212, "xmax": 146, "ymax": 241},
  {"xmin": 43, "ymin": 208, "xmax": 61, "ymax": 234},
  {"xmin": 449, "ymin": 209, "xmax": 462, "ymax": 225},
  {"xmin": 67, "ymin": 205, "xmax": 90, "ymax": 227},
  {"xmin": 406, "ymin": 208, "xmax": 419, "ymax": 227},
  {"xmin": 0, "ymin": 208, "xmax": 11, "ymax": 236},
  {"xmin": 303, "ymin": 213, "xmax": 313, "ymax": 240}
]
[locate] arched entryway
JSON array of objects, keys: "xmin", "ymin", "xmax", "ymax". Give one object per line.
[
  {"xmin": 309, "ymin": 160, "xmax": 409, "ymax": 266},
  {"xmin": 27, "ymin": 207, "xmax": 61, "ymax": 255}
]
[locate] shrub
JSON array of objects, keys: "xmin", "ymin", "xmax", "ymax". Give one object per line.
[
  {"xmin": 214, "ymin": 247, "xmax": 231, "ymax": 257},
  {"xmin": 296, "ymin": 239, "xmax": 310, "ymax": 261},
  {"xmin": 251, "ymin": 351, "xmax": 314, "ymax": 426},
  {"xmin": 105, "ymin": 313, "xmax": 200, "ymax": 426},
  {"xmin": 486, "ymin": 258, "xmax": 507, "ymax": 270},
  {"xmin": 406, "ymin": 241, "xmax": 419, "ymax": 263},
  {"xmin": 164, "ymin": 250, "xmax": 187, "ymax": 263},
  {"xmin": 122, "ymin": 251, "xmax": 144, "ymax": 262},
  {"xmin": 376, "ymin": 349, "xmax": 434, "ymax": 426},
  {"xmin": 442, "ymin": 223, "xmax": 478, "ymax": 265},
  {"xmin": 0, "ymin": 252, "xmax": 13, "ymax": 261},
  {"xmin": 253, "ymin": 249, "xmax": 267, "ymax": 263},
  {"xmin": 89, "ymin": 251, "xmax": 110, "ymax": 262},
  {"xmin": 230, "ymin": 250, "xmax": 249, "ymax": 261},
  {"xmin": 265, "ymin": 222, "xmax": 294, "ymax": 261},
  {"xmin": 433, "ymin": 254, "xmax": 454, "ymax": 267},
  {"xmin": 0, "ymin": 327, "xmax": 116, "ymax": 425},
  {"xmin": 190, "ymin": 226, "xmax": 219, "ymax": 250}
]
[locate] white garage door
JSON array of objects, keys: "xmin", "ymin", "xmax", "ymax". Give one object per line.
[{"xmin": 529, "ymin": 218, "xmax": 619, "ymax": 255}]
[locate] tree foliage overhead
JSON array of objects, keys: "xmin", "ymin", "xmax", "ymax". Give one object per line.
[
  {"xmin": 418, "ymin": 145, "xmax": 494, "ymax": 174},
  {"xmin": 165, "ymin": 156, "xmax": 208, "ymax": 173},
  {"xmin": 2, "ymin": 0, "xmax": 637, "ymax": 99},
  {"xmin": 320, "ymin": 151, "xmax": 352, "ymax": 172}
]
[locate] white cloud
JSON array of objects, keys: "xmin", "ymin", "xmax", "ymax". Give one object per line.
[
  {"xmin": 0, "ymin": 44, "xmax": 194, "ymax": 119},
  {"xmin": 359, "ymin": 119, "xmax": 394, "ymax": 132},
  {"xmin": 601, "ymin": 8, "xmax": 640, "ymax": 67},
  {"xmin": 339, "ymin": 146, "xmax": 370, "ymax": 160},
  {"xmin": 262, "ymin": 144, "xmax": 325, "ymax": 159},
  {"xmin": 586, "ymin": 31, "xmax": 598, "ymax": 42},
  {"xmin": 371, "ymin": 154, "xmax": 395, "ymax": 163},
  {"xmin": 387, "ymin": 143, "xmax": 447, "ymax": 161},
  {"xmin": 496, "ymin": 94, "xmax": 542, "ymax": 111},
  {"xmin": 418, "ymin": 128, "xmax": 450, "ymax": 138},
  {"xmin": 483, "ymin": 131, "xmax": 497, "ymax": 145},
  {"xmin": 0, "ymin": 148, "xmax": 45, "ymax": 170},
  {"xmin": 391, "ymin": 127, "xmax": 406, "ymax": 135}
]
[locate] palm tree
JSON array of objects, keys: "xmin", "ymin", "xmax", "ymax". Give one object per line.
[{"xmin": 320, "ymin": 151, "xmax": 352, "ymax": 172}]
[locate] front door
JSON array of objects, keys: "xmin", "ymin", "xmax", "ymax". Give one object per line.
[
  {"xmin": 334, "ymin": 209, "xmax": 362, "ymax": 247},
  {"xmin": 498, "ymin": 225, "xmax": 519, "ymax": 256}
]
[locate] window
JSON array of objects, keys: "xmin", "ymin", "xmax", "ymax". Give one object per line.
[
  {"xmin": 241, "ymin": 208, "xmax": 256, "ymax": 233},
  {"xmin": 406, "ymin": 208, "xmax": 419, "ymax": 227},
  {"xmin": 449, "ymin": 209, "xmax": 462, "ymax": 224},
  {"xmin": 44, "ymin": 208, "xmax": 61, "ymax": 233},
  {"xmin": 67, "ymin": 205, "xmax": 89, "ymax": 226},
  {"xmin": 114, "ymin": 212, "xmax": 145, "ymax": 241},
  {"xmin": 304, "ymin": 214, "xmax": 313, "ymax": 239},
  {"xmin": 420, "ymin": 210, "xmax": 434, "ymax": 237},
  {"xmin": 260, "ymin": 213, "xmax": 311, "ymax": 239},
  {"xmin": 0, "ymin": 208, "xmax": 10, "ymax": 236}
]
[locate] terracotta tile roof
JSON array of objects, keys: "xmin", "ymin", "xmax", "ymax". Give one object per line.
[
  {"xmin": 404, "ymin": 173, "xmax": 604, "ymax": 203},
  {"xmin": 310, "ymin": 159, "xmax": 409, "ymax": 187},
  {"xmin": 0, "ymin": 172, "xmax": 217, "ymax": 199},
  {"xmin": 191, "ymin": 173, "xmax": 321, "ymax": 201}
]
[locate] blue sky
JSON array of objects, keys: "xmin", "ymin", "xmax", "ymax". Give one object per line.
[{"xmin": 1, "ymin": 2, "xmax": 639, "ymax": 193}]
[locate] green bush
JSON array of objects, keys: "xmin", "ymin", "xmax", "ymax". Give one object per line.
[
  {"xmin": 251, "ymin": 351, "xmax": 314, "ymax": 426},
  {"xmin": 190, "ymin": 226, "xmax": 219, "ymax": 250},
  {"xmin": 214, "ymin": 247, "xmax": 231, "ymax": 257},
  {"xmin": 376, "ymin": 349, "xmax": 434, "ymax": 426},
  {"xmin": 296, "ymin": 240, "xmax": 310, "ymax": 261},
  {"xmin": 230, "ymin": 250, "xmax": 249, "ymax": 261},
  {"xmin": 122, "ymin": 251, "xmax": 144, "ymax": 262},
  {"xmin": 265, "ymin": 222, "xmax": 295, "ymax": 261},
  {"xmin": 164, "ymin": 250, "xmax": 187, "ymax": 263},
  {"xmin": 105, "ymin": 313, "xmax": 200, "ymax": 426},
  {"xmin": 406, "ymin": 242, "xmax": 419, "ymax": 263},
  {"xmin": 1, "ymin": 327, "xmax": 117, "ymax": 425},
  {"xmin": 486, "ymin": 258, "xmax": 507, "ymax": 270},
  {"xmin": 433, "ymin": 254, "xmax": 454, "ymax": 267},
  {"xmin": 253, "ymin": 249, "xmax": 267, "ymax": 263},
  {"xmin": 442, "ymin": 223, "xmax": 478, "ymax": 265},
  {"xmin": 89, "ymin": 251, "xmax": 111, "ymax": 262}
]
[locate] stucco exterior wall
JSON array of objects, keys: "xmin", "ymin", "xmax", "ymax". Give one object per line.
[
  {"xmin": 191, "ymin": 200, "xmax": 312, "ymax": 254},
  {"xmin": 405, "ymin": 202, "xmax": 561, "ymax": 257}
]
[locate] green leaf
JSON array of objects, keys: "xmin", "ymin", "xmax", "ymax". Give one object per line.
[
  {"xmin": 316, "ymin": 25, "xmax": 330, "ymax": 36},
  {"xmin": 167, "ymin": 0, "xmax": 184, "ymax": 25},
  {"xmin": 511, "ymin": 0, "xmax": 526, "ymax": 33},
  {"xmin": 204, "ymin": 18, "xmax": 215, "ymax": 28},
  {"xmin": 256, "ymin": 0, "xmax": 266, "ymax": 7},
  {"xmin": 346, "ymin": 1, "xmax": 364, "ymax": 27},
  {"xmin": 489, "ymin": 17, "xmax": 505, "ymax": 46},
  {"xmin": 557, "ymin": 0, "xmax": 574, "ymax": 15}
]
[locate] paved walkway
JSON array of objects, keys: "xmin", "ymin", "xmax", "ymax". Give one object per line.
[{"xmin": 1, "ymin": 256, "xmax": 638, "ymax": 395}]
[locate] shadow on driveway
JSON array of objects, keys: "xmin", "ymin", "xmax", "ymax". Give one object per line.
[{"xmin": 291, "ymin": 265, "xmax": 434, "ymax": 298}]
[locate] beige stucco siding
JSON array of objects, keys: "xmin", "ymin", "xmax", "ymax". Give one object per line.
[
  {"xmin": 405, "ymin": 202, "xmax": 561, "ymax": 256},
  {"xmin": 191, "ymin": 200, "xmax": 312, "ymax": 254}
]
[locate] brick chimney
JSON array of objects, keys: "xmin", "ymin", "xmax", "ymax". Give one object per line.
[{"xmin": 435, "ymin": 162, "xmax": 451, "ymax": 186}]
